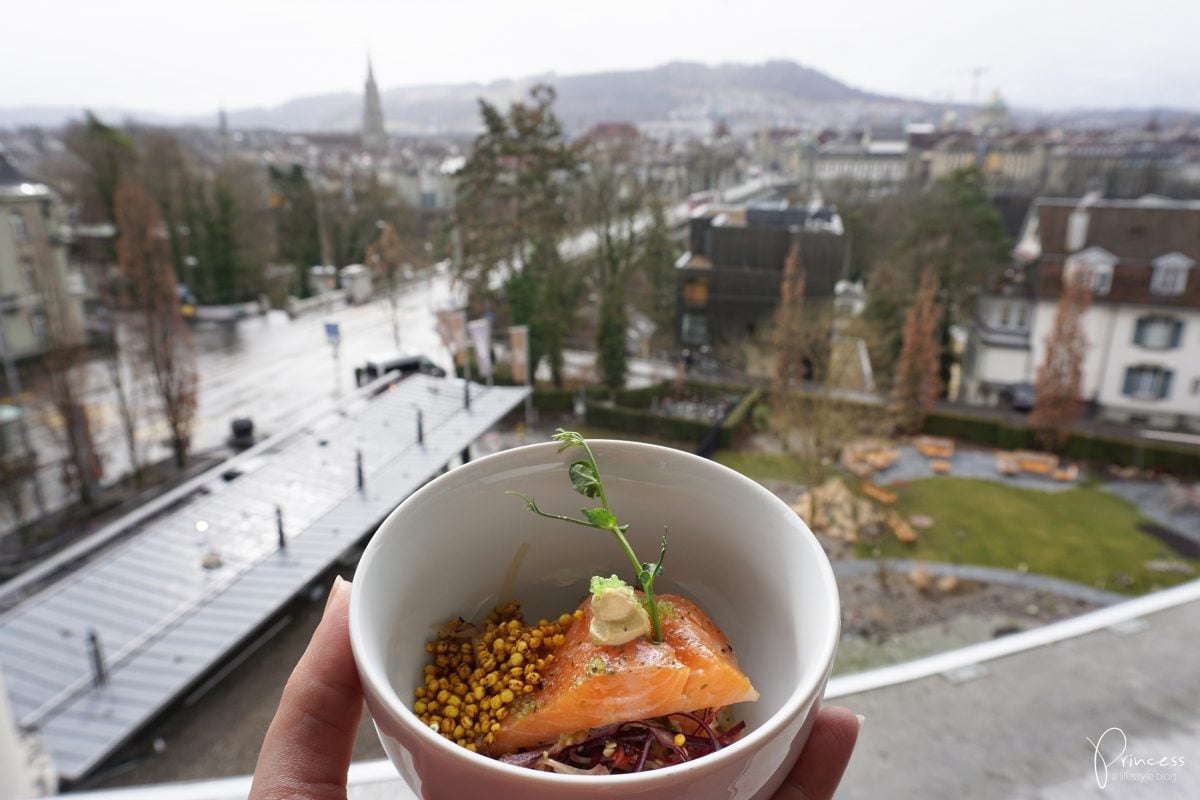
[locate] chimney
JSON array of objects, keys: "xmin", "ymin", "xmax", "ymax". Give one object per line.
[{"xmin": 1066, "ymin": 192, "xmax": 1099, "ymax": 252}]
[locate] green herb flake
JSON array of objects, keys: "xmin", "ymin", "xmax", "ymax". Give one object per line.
[{"xmin": 590, "ymin": 574, "xmax": 632, "ymax": 599}]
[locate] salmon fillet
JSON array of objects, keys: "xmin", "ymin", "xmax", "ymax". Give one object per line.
[{"xmin": 486, "ymin": 593, "xmax": 757, "ymax": 755}]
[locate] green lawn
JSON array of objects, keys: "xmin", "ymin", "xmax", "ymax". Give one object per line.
[
  {"xmin": 858, "ymin": 477, "xmax": 1198, "ymax": 594},
  {"xmin": 569, "ymin": 424, "xmax": 694, "ymax": 453},
  {"xmin": 713, "ymin": 451, "xmax": 820, "ymax": 482}
]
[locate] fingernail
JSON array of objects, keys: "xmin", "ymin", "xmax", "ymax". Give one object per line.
[
  {"xmin": 325, "ymin": 576, "xmax": 346, "ymax": 612},
  {"xmin": 855, "ymin": 714, "xmax": 865, "ymax": 727}
]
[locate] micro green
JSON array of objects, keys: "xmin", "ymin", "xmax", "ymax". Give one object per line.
[{"xmin": 508, "ymin": 429, "xmax": 668, "ymax": 643}]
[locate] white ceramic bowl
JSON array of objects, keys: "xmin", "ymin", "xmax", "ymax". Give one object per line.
[{"xmin": 349, "ymin": 439, "xmax": 839, "ymax": 800}]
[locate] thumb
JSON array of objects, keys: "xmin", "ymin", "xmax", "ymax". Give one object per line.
[{"xmin": 250, "ymin": 577, "xmax": 363, "ymax": 800}]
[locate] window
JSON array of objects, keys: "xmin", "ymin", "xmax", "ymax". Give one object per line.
[
  {"xmin": 30, "ymin": 311, "xmax": 47, "ymax": 344},
  {"xmin": 682, "ymin": 277, "xmax": 709, "ymax": 306},
  {"xmin": 1133, "ymin": 316, "xmax": 1183, "ymax": 349},
  {"xmin": 1016, "ymin": 304, "xmax": 1029, "ymax": 329},
  {"xmin": 1122, "ymin": 366, "xmax": 1173, "ymax": 400},
  {"xmin": 680, "ymin": 313, "xmax": 708, "ymax": 345},
  {"xmin": 1192, "ymin": 378, "xmax": 1200, "ymax": 397},
  {"xmin": 1081, "ymin": 265, "xmax": 1112, "ymax": 295},
  {"xmin": 1065, "ymin": 247, "xmax": 1117, "ymax": 296},
  {"xmin": 8, "ymin": 211, "xmax": 28, "ymax": 243},
  {"xmin": 1151, "ymin": 267, "xmax": 1187, "ymax": 296},
  {"xmin": 21, "ymin": 261, "xmax": 37, "ymax": 294},
  {"xmin": 1150, "ymin": 253, "xmax": 1194, "ymax": 297},
  {"xmin": 999, "ymin": 303, "xmax": 1011, "ymax": 327}
]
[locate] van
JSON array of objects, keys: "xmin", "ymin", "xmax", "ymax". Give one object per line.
[{"xmin": 355, "ymin": 354, "xmax": 446, "ymax": 390}]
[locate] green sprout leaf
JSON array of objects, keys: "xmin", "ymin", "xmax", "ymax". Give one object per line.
[
  {"xmin": 509, "ymin": 430, "xmax": 667, "ymax": 643},
  {"xmin": 583, "ymin": 507, "xmax": 618, "ymax": 529},
  {"xmin": 552, "ymin": 428, "xmax": 586, "ymax": 453},
  {"xmin": 569, "ymin": 460, "xmax": 601, "ymax": 498}
]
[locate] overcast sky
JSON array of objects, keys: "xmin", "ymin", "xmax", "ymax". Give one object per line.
[{"xmin": 5, "ymin": 0, "xmax": 1198, "ymax": 116}]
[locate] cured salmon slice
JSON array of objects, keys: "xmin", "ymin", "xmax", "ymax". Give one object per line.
[
  {"xmin": 660, "ymin": 594, "xmax": 759, "ymax": 712},
  {"xmin": 486, "ymin": 593, "xmax": 756, "ymax": 755}
]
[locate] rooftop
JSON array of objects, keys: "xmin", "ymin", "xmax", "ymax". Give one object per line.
[{"xmin": 0, "ymin": 375, "xmax": 529, "ymax": 783}]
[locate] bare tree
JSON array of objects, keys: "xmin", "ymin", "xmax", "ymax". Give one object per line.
[
  {"xmin": 365, "ymin": 222, "xmax": 410, "ymax": 348},
  {"xmin": 770, "ymin": 247, "xmax": 892, "ymax": 521},
  {"xmin": 774, "ymin": 238, "xmax": 807, "ymax": 393},
  {"xmin": 0, "ymin": 455, "xmax": 34, "ymax": 534},
  {"xmin": 115, "ymin": 178, "xmax": 198, "ymax": 469},
  {"xmin": 101, "ymin": 309, "xmax": 145, "ymax": 486},
  {"xmin": 32, "ymin": 207, "xmax": 101, "ymax": 506},
  {"xmin": 1031, "ymin": 271, "xmax": 1092, "ymax": 449},
  {"xmin": 892, "ymin": 267, "xmax": 944, "ymax": 432}
]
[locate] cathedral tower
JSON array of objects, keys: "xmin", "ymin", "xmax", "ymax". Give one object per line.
[{"xmin": 361, "ymin": 58, "xmax": 388, "ymax": 155}]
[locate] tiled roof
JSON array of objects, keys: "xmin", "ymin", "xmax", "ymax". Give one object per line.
[{"xmin": 1036, "ymin": 199, "xmax": 1200, "ymax": 262}]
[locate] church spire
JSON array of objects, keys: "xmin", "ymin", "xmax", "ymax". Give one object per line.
[{"xmin": 361, "ymin": 56, "xmax": 387, "ymax": 155}]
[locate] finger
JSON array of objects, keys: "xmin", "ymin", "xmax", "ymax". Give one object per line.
[
  {"xmin": 774, "ymin": 706, "xmax": 862, "ymax": 800},
  {"xmin": 250, "ymin": 577, "xmax": 363, "ymax": 800}
]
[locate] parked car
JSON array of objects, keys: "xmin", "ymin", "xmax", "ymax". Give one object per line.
[
  {"xmin": 1007, "ymin": 383, "xmax": 1035, "ymax": 413},
  {"xmin": 355, "ymin": 353, "xmax": 446, "ymax": 392}
]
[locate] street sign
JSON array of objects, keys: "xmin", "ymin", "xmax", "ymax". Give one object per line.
[{"xmin": 324, "ymin": 322, "xmax": 341, "ymax": 346}]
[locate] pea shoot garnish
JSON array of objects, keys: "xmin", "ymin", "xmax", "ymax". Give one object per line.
[{"xmin": 508, "ymin": 429, "xmax": 668, "ymax": 644}]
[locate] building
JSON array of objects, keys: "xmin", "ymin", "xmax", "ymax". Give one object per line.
[
  {"xmin": 675, "ymin": 200, "xmax": 845, "ymax": 347},
  {"xmin": 800, "ymin": 128, "xmax": 913, "ymax": 196},
  {"xmin": 924, "ymin": 132, "xmax": 1049, "ymax": 195},
  {"xmin": 0, "ymin": 154, "xmax": 86, "ymax": 361},
  {"xmin": 962, "ymin": 195, "xmax": 1200, "ymax": 431},
  {"xmin": 361, "ymin": 59, "xmax": 388, "ymax": 156}
]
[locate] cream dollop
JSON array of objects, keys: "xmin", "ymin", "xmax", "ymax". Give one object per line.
[{"xmin": 589, "ymin": 584, "xmax": 651, "ymax": 646}]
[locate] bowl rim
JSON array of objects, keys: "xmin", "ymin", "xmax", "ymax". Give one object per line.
[{"xmin": 349, "ymin": 438, "xmax": 841, "ymax": 786}]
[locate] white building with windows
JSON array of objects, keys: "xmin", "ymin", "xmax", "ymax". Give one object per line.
[
  {"xmin": 0, "ymin": 154, "xmax": 86, "ymax": 360},
  {"xmin": 962, "ymin": 196, "xmax": 1200, "ymax": 431}
]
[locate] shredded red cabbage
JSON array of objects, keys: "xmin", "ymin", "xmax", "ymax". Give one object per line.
[{"xmin": 496, "ymin": 708, "xmax": 747, "ymax": 774}]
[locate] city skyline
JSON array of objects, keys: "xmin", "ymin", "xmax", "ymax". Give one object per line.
[{"xmin": 3, "ymin": 0, "xmax": 1199, "ymax": 120}]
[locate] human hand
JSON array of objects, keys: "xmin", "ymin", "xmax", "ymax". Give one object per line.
[
  {"xmin": 249, "ymin": 577, "xmax": 859, "ymax": 799},
  {"xmin": 250, "ymin": 576, "xmax": 361, "ymax": 800},
  {"xmin": 768, "ymin": 706, "xmax": 861, "ymax": 799}
]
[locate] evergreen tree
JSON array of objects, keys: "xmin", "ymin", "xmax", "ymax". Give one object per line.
[
  {"xmin": 66, "ymin": 112, "xmax": 137, "ymax": 224},
  {"xmin": 638, "ymin": 197, "xmax": 677, "ymax": 329},
  {"xmin": 581, "ymin": 146, "xmax": 643, "ymax": 392},
  {"xmin": 453, "ymin": 85, "xmax": 581, "ymax": 382},
  {"xmin": 863, "ymin": 167, "xmax": 1010, "ymax": 386},
  {"xmin": 597, "ymin": 286, "xmax": 628, "ymax": 391},
  {"xmin": 269, "ymin": 165, "xmax": 322, "ymax": 298}
]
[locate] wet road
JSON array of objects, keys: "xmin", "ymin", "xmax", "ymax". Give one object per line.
[
  {"xmin": 11, "ymin": 267, "xmax": 675, "ymax": 529},
  {"xmin": 9, "ymin": 271, "xmax": 461, "ymax": 529}
]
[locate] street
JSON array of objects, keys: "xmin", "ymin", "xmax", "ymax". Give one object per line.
[
  {"xmin": 8, "ymin": 172, "xmax": 786, "ymax": 533},
  {"xmin": 9, "ymin": 268, "xmax": 678, "ymax": 532}
]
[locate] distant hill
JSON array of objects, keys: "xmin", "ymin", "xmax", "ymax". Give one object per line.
[
  {"xmin": 0, "ymin": 61, "xmax": 922, "ymax": 134},
  {"xmin": 1, "ymin": 60, "xmax": 1190, "ymax": 134},
  {"xmin": 246, "ymin": 60, "xmax": 919, "ymax": 133}
]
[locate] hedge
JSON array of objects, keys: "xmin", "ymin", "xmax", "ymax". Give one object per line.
[
  {"xmin": 922, "ymin": 410, "xmax": 1200, "ymax": 476},
  {"xmin": 1060, "ymin": 432, "xmax": 1200, "ymax": 475},
  {"xmin": 922, "ymin": 411, "xmax": 1034, "ymax": 450},
  {"xmin": 584, "ymin": 386, "xmax": 763, "ymax": 449}
]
